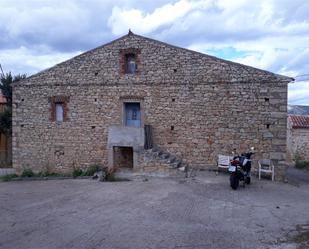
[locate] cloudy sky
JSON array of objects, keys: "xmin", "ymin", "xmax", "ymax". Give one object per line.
[{"xmin": 0, "ymin": 0, "xmax": 308, "ymax": 105}]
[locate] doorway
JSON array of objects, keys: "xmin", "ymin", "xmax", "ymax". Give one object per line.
[
  {"xmin": 113, "ymin": 146, "xmax": 133, "ymax": 169},
  {"xmin": 124, "ymin": 102, "xmax": 141, "ymax": 127}
]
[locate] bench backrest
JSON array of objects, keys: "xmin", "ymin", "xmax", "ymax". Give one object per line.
[{"xmin": 218, "ymin": 155, "xmax": 231, "ymax": 166}]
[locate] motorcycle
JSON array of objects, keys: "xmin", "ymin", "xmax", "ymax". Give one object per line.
[{"xmin": 228, "ymin": 147, "xmax": 255, "ymax": 190}]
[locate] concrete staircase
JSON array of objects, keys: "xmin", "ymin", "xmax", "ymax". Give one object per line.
[{"xmin": 142, "ymin": 147, "xmax": 189, "ymax": 176}]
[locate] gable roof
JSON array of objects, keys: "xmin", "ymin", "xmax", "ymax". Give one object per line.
[
  {"xmin": 289, "ymin": 115, "xmax": 309, "ymax": 129},
  {"xmin": 15, "ymin": 31, "xmax": 294, "ymax": 86}
]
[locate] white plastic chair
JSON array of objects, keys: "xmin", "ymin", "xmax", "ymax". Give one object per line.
[
  {"xmin": 258, "ymin": 159, "xmax": 275, "ymax": 181},
  {"xmin": 217, "ymin": 154, "xmax": 231, "ymax": 172}
]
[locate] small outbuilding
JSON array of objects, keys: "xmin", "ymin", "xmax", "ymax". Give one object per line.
[{"xmin": 287, "ymin": 115, "xmax": 309, "ymax": 161}]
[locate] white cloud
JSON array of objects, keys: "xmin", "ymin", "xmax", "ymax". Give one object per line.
[
  {"xmin": 288, "ymin": 82, "xmax": 309, "ymax": 105},
  {"xmin": 0, "ymin": 46, "xmax": 80, "ymax": 75},
  {"xmin": 107, "ymin": 0, "xmax": 212, "ymax": 35},
  {"xmin": 0, "ymin": 0, "xmax": 308, "ymax": 105}
]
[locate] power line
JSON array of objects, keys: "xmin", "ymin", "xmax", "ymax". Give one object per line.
[
  {"xmin": 294, "ymin": 78, "xmax": 309, "ymax": 82},
  {"xmin": 294, "ymin": 73, "xmax": 309, "ymax": 78}
]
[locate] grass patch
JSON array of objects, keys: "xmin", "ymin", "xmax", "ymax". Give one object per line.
[
  {"xmin": 295, "ymin": 160, "xmax": 309, "ymax": 171},
  {"xmin": 0, "ymin": 174, "xmax": 18, "ymax": 182},
  {"xmin": 72, "ymin": 168, "xmax": 83, "ymax": 178},
  {"xmin": 293, "ymin": 230, "xmax": 309, "ymax": 245},
  {"xmin": 291, "ymin": 224, "xmax": 309, "ymax": 248},
  {"xmin": 21, "ymin": 168, "xmax": 34, "ymax": 177}
]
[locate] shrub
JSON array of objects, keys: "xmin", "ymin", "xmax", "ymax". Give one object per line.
[
  {"xmin": 72, "ymin": 168, "xmax": 83, "ymax": 178},
  {"xmin": 37, "ymin": 171, "xmax": 48, "ymax": 177},
  {"xmin": 295, "ymin": 160, "xmax": 309, "ymax": 171},
  {"xmin": 0, "ymin": 174, "xmax": 18, "ymax": 181},
  {"xmin": 21, "ymin": 168, "xmax": 34, "ymax": 177}
]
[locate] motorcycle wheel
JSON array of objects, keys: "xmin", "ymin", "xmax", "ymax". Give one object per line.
[
  {"xmin": 245, "ymin": 176, "xmax": 251, "ymax": 185},
  {"xmin": 230, "ymin": 173, "xmax": 239, "ymax": 190}
]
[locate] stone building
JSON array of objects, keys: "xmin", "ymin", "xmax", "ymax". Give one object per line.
[
  {"xmin": 12, "ymin": 32, "xmax": 293, "ymax": 178},
  {"xmin": 287, "ymin": 115, "xmax": 309, "ymax": 161}
]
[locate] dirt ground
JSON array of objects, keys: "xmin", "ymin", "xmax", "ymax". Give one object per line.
[{"xmin": 0, "ymin": 170, "xmax": 308, "ymax": 249}]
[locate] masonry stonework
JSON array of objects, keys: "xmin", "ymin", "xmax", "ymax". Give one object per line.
[
  {"xmin": 12, "ymin": 33, "xmax": 292, "ymax": 179},
  {"xmin": 287, "ymin": 115, "xmax": 309, "ymax": 161}
]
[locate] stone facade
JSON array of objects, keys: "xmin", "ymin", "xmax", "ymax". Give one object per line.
[
  {"xmin": 287, "ymin": 115, "xmax": 309, "ymax": 161},
  {"xmin": 12, "ymin": 32, "xmax": 292, "ymax": 178}
]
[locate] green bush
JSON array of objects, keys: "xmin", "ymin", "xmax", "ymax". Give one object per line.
[
  {"xmin": 0, "ymin": 174, "xmax": 18, "ymax": 181},
  {"xmin": 72, "ymin": 168, "xmax": 83, "ymax": 178},
  {"xmin": 21, "ymin": 168, "xmax": 34, "ymax": 177},
  {"xmin": 37, "ymin": 171, "xmax": 48, "ymax": 177},
  {"xmin": 295, "ymin": 160, "xmax": 309, "ymax": 171}
]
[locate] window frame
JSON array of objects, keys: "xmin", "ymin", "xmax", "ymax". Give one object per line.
[
  {"xmin": 119, "ymin": 96, "xmax": 144, "ymax": 128},
  {"xmin": 119, "ymin": 48, "xmax": 141, "ymax": 76},
  {"xmin": 124, "ymin": 102, "xmax": 141, "ymax": 127},
  {"xmin": 48, "ymin": 96, "xmax": 69, "ymax": 122}
]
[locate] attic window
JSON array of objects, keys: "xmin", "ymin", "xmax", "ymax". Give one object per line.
[
  {"xmin": 125, "ymin": 53, "xmax": 136, "ymax": 74},
  {"xmin": 120, "ymin": 48, "xmax": 141, "ymax": 75},
  {"xmin": 55, "ymin": 103, "xmax": 64, "ymax": 122}
]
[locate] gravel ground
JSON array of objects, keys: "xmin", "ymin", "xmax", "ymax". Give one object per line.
[{"xmin": 0, "ymin": 171, "xmax": 308, "ymax": 249}]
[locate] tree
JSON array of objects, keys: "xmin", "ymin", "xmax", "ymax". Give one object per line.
[
  {"xmin": 0, "ymin": 72, "xmax": 27, "ymax": 105},
  {"xmin": 0, "ymin": 107, "xmax": 12, "ymax": 135},
  {"xmin": 0, "ymin": 70, "xmax": 27, "ymax": 135}
]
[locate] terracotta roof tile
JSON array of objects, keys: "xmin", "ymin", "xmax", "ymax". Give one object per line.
[{"xmin": 289, "ymin": 115, "xmax": 309, "ymax": 129}]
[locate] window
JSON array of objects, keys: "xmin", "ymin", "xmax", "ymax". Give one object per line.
[
  {"xmin": 125, "ymin": 53, "xmax": 136, "ymax": 74},
  {"xmin": 49, "ymin": 96, "xmax": 69, "ymax": 122},
  {"xmin": 55, "ymin": 103, "xmax": 63, "ymax": 121},
  {"xmin": 119, "ymin": 48, "xmax": 140, "ymax": 75}
]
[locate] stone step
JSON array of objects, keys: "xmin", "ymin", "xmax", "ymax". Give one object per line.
[
  {"xmin": 142, "ymin": 147, "xmax": 188, "ymax": 177},
  {"xmin": 167, "ymin": 157, "xmax": 176, "ymax": 163},
  {"xmin": 159, "ymin": 152, "xmax": 170, "ymax": 159},
  {"xmin": 169, "ymin": 162, "xmax": 181, "ymax": 169}
]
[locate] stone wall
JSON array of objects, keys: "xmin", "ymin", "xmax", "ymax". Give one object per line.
[
  {"xmin": 12, "ymin": 33, "xmax": 291, "ymax": 178},
  {"xmin": 287, "ymin": 120, "xmax": 309, "ymax": 161}
]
